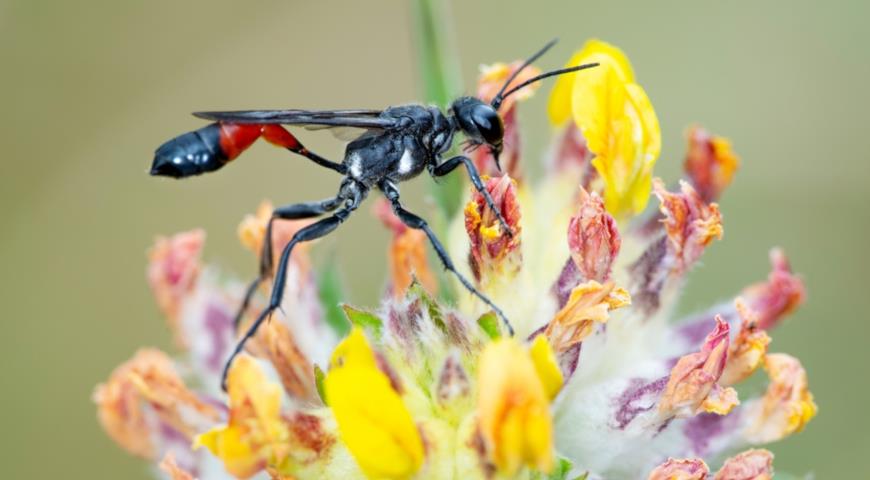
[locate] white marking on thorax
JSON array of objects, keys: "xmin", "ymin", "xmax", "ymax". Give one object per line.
[
  {"xmin": 398, "ymin": 149, "xmax": 415, "ymax": 175},
  {"xmin": 349, "ymin": 153, "xmax": 363, "ymax": 178}
]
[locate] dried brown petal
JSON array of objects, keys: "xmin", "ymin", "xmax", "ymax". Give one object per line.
[
  {"xmin": 147, "ymin": 229, "xmax": 205, "ymax": 347},
  {"xmin": 714, "ymin": 449, "xmax": 774, "ymax": 480},
  {"xmin": 567, "ymin": 188, "xmax": 621, "ymax": 282},
  {"xmin": 648, "ymin": 458, "xmax": 710, "ymax": 480},
  {"xmin": 93, "ymin": 349, "xmax": 219, "ymax": 459},
  {"xmin": 684, "ymin": 125, "xmax": 740, "ymax": 202},
  {"xmin": 660, "ymin": 317, "xmax": 734, "ymax": 418},
  {"xmin": 654, "ymin": 179, "xmax": 723, "ymax": 274},
  {"xmin": 742, "ymin": 248, "xmax": 805, "ymax": 330}
]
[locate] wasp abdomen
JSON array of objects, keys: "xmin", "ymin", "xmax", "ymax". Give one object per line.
[
  {"xmin": 151, "ymin": 123, "xmax": 230, "ymax": 178},
  {"xmin": 151, "ymin": 123, "xmax": 299, "ymax": 178}
]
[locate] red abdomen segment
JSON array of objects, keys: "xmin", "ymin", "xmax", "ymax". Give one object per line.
[
  {"xmin": 151, "ymin": 123, "xmax": 305, "ymax": 178},
  {"xmin": 218, "ymin": 123, "xmax": 304, "ymax": 160}
]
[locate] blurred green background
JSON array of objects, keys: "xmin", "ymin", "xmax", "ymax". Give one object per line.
[{"xmin": 1, "ymin": 0, "xmax": 867, "ymax": 478}]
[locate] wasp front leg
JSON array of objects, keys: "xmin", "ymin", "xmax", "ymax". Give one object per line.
[
  {"xmin": 430, "ymin": 155, "xmax": 514, "ymax": 237},
  {"xmin": 379, "ymin": 179, "xmax": 514, "ymax": 336}
]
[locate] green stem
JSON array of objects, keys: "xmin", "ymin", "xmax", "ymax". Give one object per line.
[{"xmin": 410, "ymin": 0, "xmax": 464, "ymax": 219}]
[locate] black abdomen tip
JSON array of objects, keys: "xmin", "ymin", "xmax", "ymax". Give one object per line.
[{"xmin": 150, "ymin": 124, "xmax": 227, "ymax": 178}]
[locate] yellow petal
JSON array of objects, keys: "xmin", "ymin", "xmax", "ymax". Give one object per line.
[
  {"xmin": 529, "ymin": 335, "xmax": 564, "ymax": 401},
  {"xmin": 195, "ymin": 426, "xmax": 260, "ymax": 478},
  {"xmin": 325, "ymin": 328, "xmax": 423, "ymax": 479},
  {"xmin": 548, "ymin": 39, "xmax": 635, "ymax": 126},
  {"xmin": 625, "ymin": 83, "xmax": 661, "ymax": 162},
  {"xmin": 478, "ymin": 339, "xmax": 554, "ymax": 476},
  {"xmin": 570, "ymin": 53, "xmax": 628, "ymax": 160},
  {"xmin": 559, "ymin": 40, "xmax": 660, "ymax": 219},
  {"xmin": 193, "ymin": 356, "xmax": 289, "ymax": 479}
]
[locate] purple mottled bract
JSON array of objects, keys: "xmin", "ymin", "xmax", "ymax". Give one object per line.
[
  {"xmin": 612, "ymin": 376, "xmax": 668, "ymax": 429},
  {"xmin": 683, "ymin": 411, "xmax": 741, "ymax": 456}
]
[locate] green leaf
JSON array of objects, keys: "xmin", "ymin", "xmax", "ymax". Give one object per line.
[
  {"xmin": 529, "ymin": 458, "xmax": 579, "ymax": 480},
  {"xmin": 317, "ymin": 257, "xmax": 350, "ymax": 336},
  {"xmin": 313, "ymin": 364, "xmax": 327, "ymax": 405},
  {"xmin": 552, "ymin": 458, "xmax": 573, "ymax": 480},
  {"xmin": 341, "ymin": 304, "xmax": 383, "ymax": 338},
  {"xmin": 477, "ymin": 311, "xmax": 501, "ymax": 339}
]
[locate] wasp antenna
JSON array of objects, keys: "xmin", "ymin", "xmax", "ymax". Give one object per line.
[
  {"xmin": 491, "ymin": 38, "xmax": 559, "ymax": 110},
  {"xmin": 496, "ymin": 63, "xmax": 600, "ymax": 104}
]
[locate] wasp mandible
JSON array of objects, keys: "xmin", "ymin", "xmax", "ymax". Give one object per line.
[{"xmin": 150, "ymin": 39, "xmax": 597, "ymax": 389}]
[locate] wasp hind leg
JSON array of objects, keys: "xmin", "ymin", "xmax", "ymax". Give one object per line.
[
  {"xmin": 222, "ymin": 185, "xmax": 363, "ymax": 391},
  {"xmin": 232, "ymin": 196, "xmax": 344, "ymax": 329},
  {"xmin": 378, "ymin": 179, "xmax": 514, "ymax": 336}
]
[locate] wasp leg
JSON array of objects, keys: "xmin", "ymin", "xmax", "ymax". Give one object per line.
[
  {"xmin": 232, "ymin": 196, "xmax": 344, "ymax": 329},
  {"xmin": 379, "ymin": 179, "xmax": 514, "ymax": 336},
  {"xmin": 222, "ymin": 182, "xmax": 364, "ymax": 391},
  {"xmin": 430, "ymin": 155, "xmax": 514, "ymax": 238}
]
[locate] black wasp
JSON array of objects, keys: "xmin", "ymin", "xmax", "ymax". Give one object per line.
[{"xmin": 150, "ymin": 39, "xmax": 597, "ymax": 388}]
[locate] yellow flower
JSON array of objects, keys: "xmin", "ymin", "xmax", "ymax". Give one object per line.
[
  {"xmin": 477, "ymin": 338, "xmax": 555, "ymax": 476},
  {"xmin": 529, "ymin": 335, "xmax": 564, "ymax": 401},
  {"xmin": 195, "ymin": 356, "xmax": 291, "ymax": 479},
  {"xmin": 324, "ymin": 328, "xmax": 424, "ymax": 479},
  {"xmin": 548, "ymin": 39, "xmax": 660, "ymax": 219}
]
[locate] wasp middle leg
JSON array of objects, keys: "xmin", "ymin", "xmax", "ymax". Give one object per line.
[
  {"xmin": 378, "ymin": 179, "xmax": 514, "ymax": 336},
  {"xmin": 222, "ymin": 180, "xmax": 365, "ymax": 390}
]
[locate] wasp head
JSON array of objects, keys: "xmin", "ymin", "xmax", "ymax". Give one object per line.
[{"xmin": 451, "ymin": 97, "xmax": 505, "ymax": 171}]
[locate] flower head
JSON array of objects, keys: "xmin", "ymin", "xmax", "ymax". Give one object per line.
[
  {"xmin": 98, "ymin": 39, "xmax": 817, "ymax": 480},
  {"xmin": 464, "ymin": 174, "xmax": 522, "ymax": 285}
]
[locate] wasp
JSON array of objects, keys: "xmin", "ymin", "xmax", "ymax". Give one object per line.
[{"xmin": 150, "ymin": 39, "xmax": 597, "ymax": 388}]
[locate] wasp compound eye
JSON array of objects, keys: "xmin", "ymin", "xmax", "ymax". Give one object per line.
[{"xmin": 471, "ymin": 104, "xmax": 504, "ymax": 147}]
